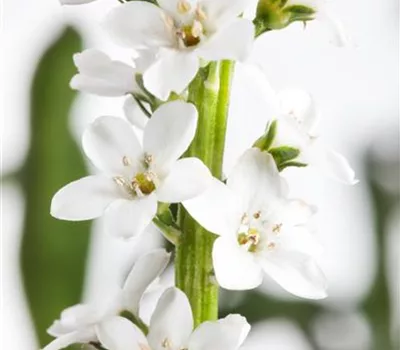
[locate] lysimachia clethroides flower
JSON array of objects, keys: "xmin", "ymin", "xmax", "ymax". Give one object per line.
[
  {"xmin": 51, "ymin": 101, "xmax": 212, "ymax": 238},
  {"xmin": 43, "ymin": 249, "xmax": 170, "ymax": 350},
  {"xmin": 263, "ymin": 88, "xmax": 358, "ymax": 185},
  {"xmin": 97, "ymin": 287, "xmax": 250, "ymax": 350},
  {"xmin": 184, "ymin": 148, "xmax": 327, "ymax": 299},
  {"xmin": 103, "ymin": 0, "xmax": 255, "ymax": 100},
  {"xmin": 71, "ymin": 49, "xmax": 155, "ymax": 129}
]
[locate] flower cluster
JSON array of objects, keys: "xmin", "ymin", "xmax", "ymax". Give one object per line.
[{"xmin": 44, "ymin": 0, "xmax": 356, "ymax": 349}]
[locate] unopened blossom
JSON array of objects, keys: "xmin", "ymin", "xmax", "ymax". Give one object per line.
[
  {"xmin": 51, "ymin": 101, "xmax": 212, "ymax": 238},
  {"xmin": 102, "ymin": 287, "xmax": 251, "ymax": 350},
  {"xmin": 184, "ymin": 148, "xmax": 327, "ymax": 299},
  {"xmin": 71, "ymin": 49, "xmax": 154, "ymax": 129},
  {"xmin": 42, "ymin": 249, "xmax": 170, "ymax": 350},
  {"xmin": 272, "ymin": 88, "xmax": 358, "ymax": 185},
  {"xmin": 104, "ymin": 0, "xmax": 255, "ymax": 100}
]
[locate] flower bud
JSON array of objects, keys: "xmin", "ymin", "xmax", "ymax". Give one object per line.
[{"xmin": 254, "ymin": 0, "xmax": 317, "ymax": 36}]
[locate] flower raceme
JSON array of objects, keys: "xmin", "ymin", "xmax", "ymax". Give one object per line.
[
  {"xmin": 51, "ymin": 101, "xmax": 212, "ymax": 239},
  {"xmin": 184, "ymin": 148, "xmax": 327, "ymax": 299},
  {"xmin": 42, "ymin": 249, "xmax": 171, "ymax": 350},
  {"xmin": 103, "ymin": 0, "xmax": 255, "ymax": 100}
]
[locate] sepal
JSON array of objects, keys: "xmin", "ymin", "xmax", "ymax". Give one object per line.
[
  {"xmin": 253, "ymin": 120, "xmax": 278, "ymax": 151},
  {"xmin": 254, "ymin": 0, "xmax": 316, "ymax": 35}
]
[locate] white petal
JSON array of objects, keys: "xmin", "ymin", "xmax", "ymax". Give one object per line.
[
  {"xmin": 156, "ymin": 158, "xmax": 212, "ymax": 203},
  {"xmin": 259, "ymin": 251, "xmax": 327, "ymax": 299},
  {"xmin": 42, "ymin": 330, "xmax": 96, "ymax": 350},
  {"xmin": 143, "ymin": 50, "xmax": 199, "ymax": 100},
  {"xmin": 96, "ymin": 317, "xmax": 145, "ymax": 350},
  {"xmin": 318, "ymin": 147, "xmax": 358, "ymax": 185},
  {"xmin": 279, "ymin": 226, "xmax": 323, "ymax": 257},
  {"xmin": 71, "ymin": 49, "xmax": 138, "ymax": 97},
  {"xmin": 143, "ymin": 101, "xmax": 198, "ymax": 171},
  {"xmin": 103, "ymin": 2, "xmax": 173, "ymax": 49},
  {"xmin": 122, "ymin": 249, "xmax": 171, "ymax": 315},
  {"xmin": 51, "ymin": 176, "xmax": 120, "ymax": 221},
  {"xmin": 183, "ymin": 178, "xmax": 243, "ymax": 237},
  {"xmin": 60, "ymin": 0, "xmax": 97, "ymax": 4},
  {"xmin": 123, "ymin": 96, "xmax": 149, "ymax": 130},
  {"xmin": 198, "ymin": 19, "xmax": 254, "ymax": 62},
  {"xmin": 189, "ymin": 314, "xmax": 250, "ymax": 350},
  {"xmin": 82, "ymin": 116, "xmax": 143, "ymax": 177},
  {"xmin": 213, "ymin": 236, "xmax": 263, "ymax": 290},
  {"xmin": 104, "ymin": 195, "xmax": 158, "ymax": 239},
  {"xmin": 202, "ymin": 0, "xmax": 252, "ymax": 25},
  {"xmin": 227, "ymin": 148, "xmax": 284, "ymax": 213},
  {"xmin": 148, "ymin": 287, "xmax": 193, "ymax": 350},
  {"xmin": 317, "ymin": 10, "xmax": 350, "ymax": 47},
  {"xmin": 277, "ymin": 89, "xmax": 318, "ymax": 134}
]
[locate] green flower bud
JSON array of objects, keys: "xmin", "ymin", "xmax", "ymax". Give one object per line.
[{"xmin": 254, "ymin": 0, "xmax": 317, "ymax": 36}]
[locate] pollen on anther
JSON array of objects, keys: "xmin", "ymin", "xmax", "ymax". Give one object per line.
[
  {"xmin": 195, "ymin": 5, "xmax": 207, "ymax": 21},
  {"xmin": 272, "ymin": 223, "xmax": 283, "ymax": 233},
  {"xmin": 253, "ymin": 211, "xmax": 261, "ymax": 219},
  {"xmin": 177, "ymin": 0, "xmax": 191, "ymax": 14}
]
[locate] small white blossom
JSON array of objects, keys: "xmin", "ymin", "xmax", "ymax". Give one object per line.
[
  {"xmin": 51, "ymin": 101, "xmax": 212, "ymax": 238},
  {"xmin": 42, "ymin": 249, "xmax": 170, "ymax": 350},
  {"xmin": 184, "ymin": 149, "xmax": 327, "ymax": 299},
  {"xmin": 103, "ymin": 0, "xmax": 255, "ymax": 100},
  {"xmin": 71, "ymin": 49, "xmax": 154, "ymax": 129},
  {"xmin": 273, "ymin": 88, "xmax": 358, "ymax": 185},
  {"xmin": 108, "ymin": 287, "xmax": 251, "ymax": 350}
]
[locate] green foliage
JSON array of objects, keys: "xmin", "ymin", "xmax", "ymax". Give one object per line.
[{"xmin": 19, "ymin": 27, "xmax": 91, "ymax": 347}]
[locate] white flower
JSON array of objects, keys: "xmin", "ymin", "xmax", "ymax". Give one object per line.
[
  {"xmin": 184, "ymin": 148, "xmax": 327, "ymax": 299},
  {"xmin": 51, "ymin": 101, "xmax": 212, "ymax": 238},
  {"xmin": 71, "ymin": 49, "xmax": 141, "ymax": 97},
  {"xmin": 104, "ymin": 0, "xmax": 255, "ymax": 100},
  {"xmin": 42, "ymin": 249, "xmax": 170, "ymax": 350},
  {"xmin": 273, "ymin": 88, "xmax": 358, "ymax": 185},
  {"xmin": 101, "ymin": 287, "xmax": 250, "ymax": 350},
  {"xmin": 71, "ymin": 49, "xmax": 154, "ymax": 129}
]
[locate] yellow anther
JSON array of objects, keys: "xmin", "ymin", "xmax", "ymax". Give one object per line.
[
  {"xmin": 113, "ymin": 176, "xmax": 127, "ymax": 187},
  {"xmin": 195, "ymin": 4, "xmax": 207, "ymax": 21},
  {"xmin": 122, "ymin": 156, "xmax": 131, "ymax": 166},
  {"xmin": 162, "ymin": 338, "xmax": 173, "ymax": 349},
  {"xmin": 272, "ymin": 223, "xmax": 283, "ymax": 233},
  {"xmin": 177, "ymin": 0, "xmax": 191, "ymax": 14},
  {"xmin": 191, "ymin": 20, "xmax": 203, "ymax": 38},
  {"xmin": 253, "ymin": 211, "xmax": 261, "ymax": 219},
  {"xmin": 267, "ymin": 242, "xmax": 276, "ymax": 250}
]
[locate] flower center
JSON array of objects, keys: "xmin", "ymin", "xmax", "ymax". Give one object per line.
[
  {"xmin": 164, "ymin": 1, "xmax": 207, "ymax": 49},
  {"xmin": 237, "ymin": 212, "xmax": 282, "ymax": 253},
  {"xmin": 113, "ymin": 154, "xmax": 158, "ymax": 198}
]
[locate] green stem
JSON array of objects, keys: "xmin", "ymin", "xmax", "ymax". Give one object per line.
[
  {"xmin": 212, "ymin": 60, "xmax": 235, "ymax": 179},
  {"xmin": 175, "ymin": 61, "xmax": 234, "ymax": 326}
]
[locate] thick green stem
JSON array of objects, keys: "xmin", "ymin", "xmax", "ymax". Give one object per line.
[{"xmin": 175, "ymin": 61, "xmax": 234, "ymax": 326}]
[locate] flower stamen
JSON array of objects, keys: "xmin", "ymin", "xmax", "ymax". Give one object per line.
[{"xmin": 177, "ymin": 0, "xmax": 191, "ymax": 14}]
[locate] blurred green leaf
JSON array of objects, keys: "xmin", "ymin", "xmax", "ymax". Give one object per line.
[{"xmin": 20, "ymin": 27, "xmax": 91, "ymax": 346}]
